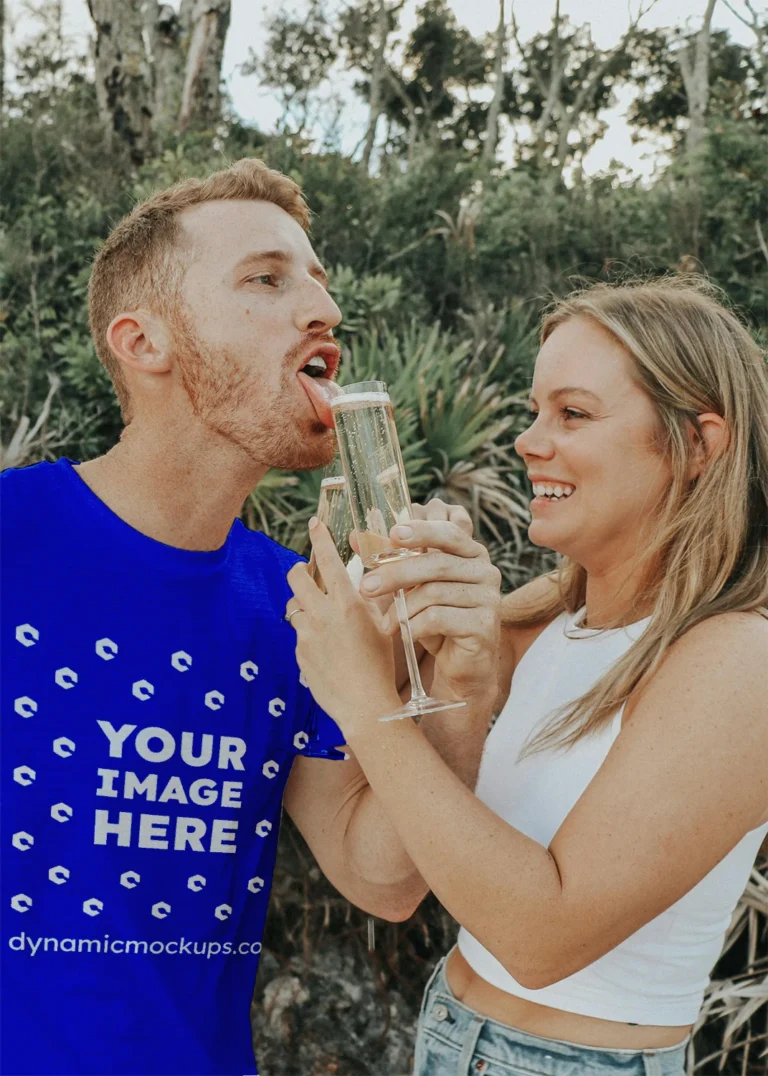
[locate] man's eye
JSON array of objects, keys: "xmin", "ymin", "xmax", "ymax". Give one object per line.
[{"xmin": 248, "ymin": 274, "xmax": 277, "ymax": 286}]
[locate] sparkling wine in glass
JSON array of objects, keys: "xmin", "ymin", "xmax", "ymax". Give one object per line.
[
  {"xmin": 307, "ymin": 473, "xmax": 363, "ymax": 591},
  {"xmin": 330, "ymin": 380, "xmax": 466, "ymax": 722}
]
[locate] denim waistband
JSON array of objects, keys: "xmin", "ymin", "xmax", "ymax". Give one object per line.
[{"xmin": 418, "ymin": 954, "xmax": 689, "ymax": 1076}]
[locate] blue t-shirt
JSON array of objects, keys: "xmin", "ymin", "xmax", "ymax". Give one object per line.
[{"xmin": 1, "ymin": 459, "xmax": 344, "ymax": 1076}]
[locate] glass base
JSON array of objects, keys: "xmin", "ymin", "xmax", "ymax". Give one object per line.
[{"xmin": 379, "ymin": 696, "xmax": 466, "ymax": 723}]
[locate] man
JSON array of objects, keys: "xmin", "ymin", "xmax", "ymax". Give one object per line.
[{"xmin": 1, "ymin": 159, "xmax": 492, "ymax": 1076}]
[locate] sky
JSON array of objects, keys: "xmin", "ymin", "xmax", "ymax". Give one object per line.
[{"xmin": 5, "ymin": 0, "xmax": 761, "ymax": 177}]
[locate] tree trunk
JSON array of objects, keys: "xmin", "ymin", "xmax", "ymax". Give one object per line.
[
  {"xmin": 533, "ymin": 0, "xmax": 564, "ymax": 167},
  {"xmin": 678, "ymin": 0, "xmax": 717, "ymax": 158},
  {"xmin": 151, "ymin": 3, "xmax": 187, "ymax": 134},
  {"xmin": 0, "ymin": 0, "xmax": 5, "ymax": 112},
  {"xmin": 178, "ymin": 0, "xmax": 232, "ymax": 132},
  {"xmin": 361, "ymin": 0, "xmax": 390, "ymax": 174},
  {"xmin": 481, "ymin": 0, "xmax": 506, "ymax": 168},
  {"xmin": 87, "ymin": 0, "xmax": 153, "ymax": 164}
]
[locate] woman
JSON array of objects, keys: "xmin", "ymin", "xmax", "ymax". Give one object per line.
[{"xmin": 286, "ymin": 278, "xmax": 768, "ymax": 1076}]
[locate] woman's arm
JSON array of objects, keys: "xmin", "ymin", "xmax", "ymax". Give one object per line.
[{"xmin": 289, "ymin": 531, "xmax": 768, "ymax": 989}]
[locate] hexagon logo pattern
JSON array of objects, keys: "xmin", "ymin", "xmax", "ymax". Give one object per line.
[
  {"xmin": 120, "ymin": 871, "xmax": 140, "ymax": 889},
  {"xmin": 15, "ymin": 624, "xmax": 39, "ymax": 647},
  {"xmin": 83, "ymin": 898, "xmax": 103, "ymax": 917},
  {"xmin": 171, "ymin": 650, "xmax": 192, "ymax": 672},
  {"xmin": 13, "ymin": 765, "xmax": 35, "ymax": 786},
  {"xmin": 255, "ymin": 820, "xmax": 272, "ymax": 838},
  {"xmin": 48, "ymin": 866, "xmax": 70, "ymax": 885},
  {"xmin": 53, "ymin": 737, "xmax": 76, "ymax": 758},
  {"xmin": 151, "ymin": 902, "xmax": 171, "ymax": 919},
  {"xmin": 11, "ymin": 894, "xmax": 32, "ymax": 913},
  {"xmin": 54, "ymin": 667, "xmax": 78, "ymax": 689},
  {"xmin": 247, "ymin": 876, "xmax": 265, "ymax": 894},
  {"xmin": 12, "ymin": 831, "xmax": 34, "ymax": 852},
  {"xmin": 187, "ymin": 875, "xmax": 206, "ymax": 892},
  {"xmin": 240, "ymin": 661, "xmax": 258, "ymax": 682},
  {"xmin": 132, "ymin": 680, "xmax": 154, "ymax": 701},
  {"xmin": 214, "ymin": 904, "xmax": 232, "ymax": 920},
  {"xmin": 95, "ymin": 637, "xmax": 118, "ymax": 660},
  {"xmin": 268, "ymin": 697, "xmax": 286, "ymax": 718},
  {"xmin": 293, "ymin": 732, "xmax": 309, "ymax": 751},
  {"xmin": 262, "ymin": 760, "xmax": 279, "ymax": 779},
  {"xmin": 51, "ymin": 802, "xmax": 73, "ymax": 823},
  {"xmin": 14, "ymin": 697, "xmax": 37, "ymax": 718},
  {"xmin": 204, "ymin": 690, "xmax": 225, "ymax": 711}
]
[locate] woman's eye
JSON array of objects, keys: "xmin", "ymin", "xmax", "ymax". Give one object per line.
[{"xmin": 562, "ymin": 407, "xmax": 588, "ymax": 421}]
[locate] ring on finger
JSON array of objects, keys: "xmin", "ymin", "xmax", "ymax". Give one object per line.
[{"xmin": 285, "ymin": 607, "xmax": 304, "ymax": 624}]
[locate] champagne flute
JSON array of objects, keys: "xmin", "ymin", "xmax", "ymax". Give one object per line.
[
  {"xmin": 307, "ymin": 471, "xmax": 375, "ymax": 949},
  {"xmin": 330, "ymin": 380, "xmax": 466, "ymax": 723},
  {"xmin": 307, "ymin": 473, "xmax": 362, "ymax": 591}
]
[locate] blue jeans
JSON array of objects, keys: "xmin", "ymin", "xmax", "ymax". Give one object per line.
[{"xmin": 413, "ymin": 955, "xmax": 688, "ymax": 1076}]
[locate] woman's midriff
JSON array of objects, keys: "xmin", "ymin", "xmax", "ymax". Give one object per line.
[{"xmin": 445, "ymin": 948, "xmax": 691, "ymax": 1050}]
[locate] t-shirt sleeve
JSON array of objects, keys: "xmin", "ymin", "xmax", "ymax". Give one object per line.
[
  {"xmin": 302, "ymin": 699, "xmax": 348, "ymax": 761},
  {"xmin": 270, "ymin": 540, "xmax": 347, "ymax": 761}
]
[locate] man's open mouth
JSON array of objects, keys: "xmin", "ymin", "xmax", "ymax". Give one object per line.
[{"xmin": 296, "ymin": 344, "xmax": 341, "ymax": 428}]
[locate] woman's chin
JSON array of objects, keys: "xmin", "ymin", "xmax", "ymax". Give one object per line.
[{"xmin": 527, "ymin": 520, "xmax": 568, "ymax": 555}]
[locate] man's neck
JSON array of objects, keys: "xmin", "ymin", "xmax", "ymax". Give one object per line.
[{"xmin": 75, "ymin": 421, "xmax": 267, "ymax": 552}]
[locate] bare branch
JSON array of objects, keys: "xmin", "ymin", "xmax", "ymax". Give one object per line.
[
  {"xmin": 720, "ymin": 0, "xmax": 761, "ymax": 31},
  {"xmin": 756, "ymin": 220, "xmax": 768, "ymax": 269}
]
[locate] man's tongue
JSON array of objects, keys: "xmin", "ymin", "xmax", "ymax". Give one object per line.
[{"xmin": 297, "ymin": 371, "xmax": 339, "ymax": 428}]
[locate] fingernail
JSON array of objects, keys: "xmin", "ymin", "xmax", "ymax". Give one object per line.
[
  {"xmin": 362, "ymin": 574, "xmax": 381, "ymax": 592},
  {"xmin": 394, "ymin": 525, "xmax": 413, "ymax": 540},
  {"xmin": 309, "ymin": 516, "xmax": 319, "ymax": 530}
]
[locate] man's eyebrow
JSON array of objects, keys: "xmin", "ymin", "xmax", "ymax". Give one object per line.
[
  {"xmin": 233, "ymin": 250, "xmax": 329, "ymax": 287},
  {"xmin": 527, "ymin": 387, "xmax": 604, "ymax": 405}
]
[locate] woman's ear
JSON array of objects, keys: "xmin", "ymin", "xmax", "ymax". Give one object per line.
[{"xmin": 689, "ymin": 412, "xmax": 729, "ymax": 480}]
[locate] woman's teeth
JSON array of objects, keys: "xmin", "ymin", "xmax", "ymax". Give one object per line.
[{"xmin": 533, "ymin": 483, "xmax": 575, "ymax": 499}]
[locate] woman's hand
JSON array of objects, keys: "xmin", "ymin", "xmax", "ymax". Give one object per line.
[
  {"xmin": 359, "ymin": 506, "xmax": 502, "ymax": 705},
  {"xmin": 286, "ymin": 520, "xmax": 402, "ymax": 739}
]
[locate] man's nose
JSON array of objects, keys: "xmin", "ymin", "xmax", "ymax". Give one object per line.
[{"xmin": 296, "ymin": 280, "xmax": 342, "ymax": 335}]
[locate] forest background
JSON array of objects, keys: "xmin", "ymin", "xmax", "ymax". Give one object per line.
[{"xmin": 1, "ymin": 0, "xmax": 767, "ymax": 1071}]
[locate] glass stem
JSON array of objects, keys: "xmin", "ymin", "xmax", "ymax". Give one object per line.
[{"xmin": 394, "ymin": 589, "xmax": 427, "ymax": 701}]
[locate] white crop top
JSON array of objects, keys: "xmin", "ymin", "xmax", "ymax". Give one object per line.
[{"xmin": 457, "ymin": 609, "xmax": 768, "ymax": 1025}]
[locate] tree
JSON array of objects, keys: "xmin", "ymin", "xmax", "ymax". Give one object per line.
[
  {"xmin": 678, "ymin": 0, "xmax": 718, "ymax": 157},
  {"xmin": 369, "ymin": 0, "xmax": 490, "ymax": 163},
  {"xmin": 1, "ymin": 0, "xmax": 6, "ymax": 111},
  {"xmin": 339, "ymin": 0, "xmax": 405, "ymax": 173},
  {"xmin": 87, "ymin": 0, "xmax": 232, "ymax": 161},
  {"xmin": 242, "ymin": 0, "xmax": 334, "ymax": 137},
  {"xmin": 177, "ymin": 0, "xmax": 231, "ymax": 133},
  {"xmin": 509, "ymin": 0, "xmax": 658, "ymax": 174},
  {"xmin": 721, "ymin": 0, "xmax": 768, "ymax": 96},
  {"xmin": 481, "ymin": 0, "xmax": 507, "ymax": 168},
  {"xmin": 629, "ymin": 25, "xmax": 763, "ymax": 148}
]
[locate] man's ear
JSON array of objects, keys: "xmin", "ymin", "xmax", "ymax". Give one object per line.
[
  {"xmin": 106, "ymin": 310, "xmax": 173, "ymax": 377},
  {"xmin": 689, "ymin": 412, "xmax": 729, "ymax": 480}
]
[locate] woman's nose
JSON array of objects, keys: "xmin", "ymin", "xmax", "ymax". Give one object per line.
[{"xmin": 515, "ymin": 416, "xmax": 554, "ymax": 460}]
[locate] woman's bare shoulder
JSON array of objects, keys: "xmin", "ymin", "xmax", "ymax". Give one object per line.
[{"xmin": 627, "ymin": 609, "xmax": 767, "ymax": 728}]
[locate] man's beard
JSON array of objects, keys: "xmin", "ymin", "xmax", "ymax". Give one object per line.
[{"xmin": 172, "ymin": 316, "xmax": 336, "ymax": 472}]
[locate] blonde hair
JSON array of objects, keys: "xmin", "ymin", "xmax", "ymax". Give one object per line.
[
  {"xmin": 510, "ymin": 277, "xmax": 768, "ymax": 753},
  {"xmin": 88, "ymin": 158, "xmax": 310, "ymax": 420}
]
